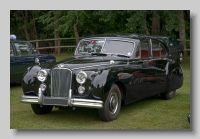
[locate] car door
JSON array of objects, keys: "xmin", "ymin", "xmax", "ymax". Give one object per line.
[
  {"xmin": 151, "ymin": 39, "xmax": 168, "ymax": 93},
  {"xmin": 127, "ymin": 39, "xmax": 157, "ymax": 102},
  {"xmin": 10, "ymin": 41, "xmax": 19, "ymax": 82},
  {"xmin": 10, "ymin": 41, "xmax": 37, "ymax": 82}
]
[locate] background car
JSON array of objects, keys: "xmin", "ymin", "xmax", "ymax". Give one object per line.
[
  {"xmin": 155, "ymin": 36, "xmax": 184, "ymax": 63},
  {"xmin": 20, "ymin": 34, "xmax": 183, "ymax": 121},
  {"xmin": 10, "ymin": 38, "xmax": 56, "ymax": 84}
]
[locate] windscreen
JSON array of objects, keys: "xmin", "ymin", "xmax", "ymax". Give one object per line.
[{"xmin": 75, "ymin": 39, "xmax": 134, "ymax": 56}]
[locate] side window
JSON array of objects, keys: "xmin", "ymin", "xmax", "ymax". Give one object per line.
[
  {"xmin": 14, "ymin": 42, "xmax": 32, "ymax": 55},
  {"xmin": 10, "ymin": 43, "xmax": 14, "ymax": 56},
  {"xmin": 152, "ymin": 40, "xmax": 167, "ymax": 58},
  {"xmin": 135, "ymin": 40, "xmax": 150, "ymax": 59}
]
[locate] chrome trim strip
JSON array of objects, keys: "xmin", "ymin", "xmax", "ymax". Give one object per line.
[
  {"xmin": 71, "ymin": 98, "xmax": 103, "ymax": 109},
  {"xmin": 38, "ymin": 88, "xmax": 42, "ymax": 103},
  {"xmin": 68, "ymin": 89, "xmax": 72, "ymax": 107},
  {"xmin": 20, "ymin": 95, "xmax": 40, "ymax": 104}
]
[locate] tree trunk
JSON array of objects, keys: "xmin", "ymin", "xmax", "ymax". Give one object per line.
[
  {"xmin": 54, "ymin": 31, "xmax": 60, "ymax": 54},
  {"xmin": 91, "ymin": 28, "xmax": 95, "ymax": 35},
  {"xmin": 151, "ymin": 11, "xmax": 160, "ymax": 35},
  {"xmin": 143, "ymin": 13, "xmax": 150, "ymax": 35},
  {"xmin": 186, "ymin": 10, "xmax": 190, "ymax": 18},
  {"xmin": 74, "ymin": 23, "xmax": 80, "ymax": 45},
  {"xmin": 31, "ymin": 11, "xmax": 38, "ymax": 40},
  {"xmin": 23, "ymin": 10, "xmax": 30, "ymax": 40},
  {"xmin": 53, "ymin": 11, "xmax": 60, "ymax": 54},
  {"xmin": 179, "ymin": 10, "xmax": 186, "ymax": 55}
]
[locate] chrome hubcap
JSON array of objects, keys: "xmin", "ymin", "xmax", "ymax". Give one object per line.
[{"xmin": 109, "ymin": 92, "xmax": 118, "ymax": 115}]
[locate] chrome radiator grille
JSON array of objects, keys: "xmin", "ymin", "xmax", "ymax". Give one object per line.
[{"xmin": 51, "ymin": 68, "xmax": 72, "ymax": 97}]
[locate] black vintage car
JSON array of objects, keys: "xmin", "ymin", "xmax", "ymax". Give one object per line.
[
  {"xmin": 10, "ymin": 39, "xmax": 56, "ymax": 83},
  {"xmin": 20, "ymin": 34, "xmax": 183, "ymax": 121}
]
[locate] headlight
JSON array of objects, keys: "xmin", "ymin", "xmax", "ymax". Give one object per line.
[
  {"xmin": 37, "ymin": 70, "xmax": 48, "ymax": 82},
  {"xmin": 76, "ymin": 71, "xmax": 87, "ymax": 84}
]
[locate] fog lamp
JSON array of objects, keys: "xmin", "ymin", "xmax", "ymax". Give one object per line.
[
  {"xmin": 40, "ymin": 84, "xmax": 46, "ymax": 92},
  {"xmin": 78, "ymin": 86, "xmax": 85, "ymax": 94}
]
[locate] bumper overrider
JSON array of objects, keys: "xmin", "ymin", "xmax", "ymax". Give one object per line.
[{"xmin": 20, "ymin": 88, "xmax": 103, "ymax": 109}]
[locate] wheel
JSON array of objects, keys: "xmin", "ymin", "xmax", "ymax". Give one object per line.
[
  {"xmin": 160, "ymin": 90, "xmax": 176, "ymax": 100},
  {"xmin": 98, "ymin": 84, "xmax": 121, "ymax": 121},
  {"xmin": 179, "ymin": 52, "xmax": 183, "ymax": 63},
  {"xmin": 31, "ymin": 104, "xmax": 53, "ymax": 115}
]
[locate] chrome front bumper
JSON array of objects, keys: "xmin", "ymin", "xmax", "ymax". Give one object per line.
[{"xmin": 20, "ymin": 88, "xmax": 103, "ymax": 109}]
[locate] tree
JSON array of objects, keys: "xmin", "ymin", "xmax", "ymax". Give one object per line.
[
  {"xmin": 126, "ymin": 11, "xmax": 150, "ymax": 35},
  {"xmin": 151, "ymin": 10, "xmax": 160, "ymax": 35},
  {"xmin": 10, "ymin": 10, "xmax": 190, "ymax": 55},
  {"xmin": 179, "ymin": 10, "xmax": 186, "ymax": 55},
  {"xmin": 163, "ymin": 10, "xmax": 188, "ymax": 54}
]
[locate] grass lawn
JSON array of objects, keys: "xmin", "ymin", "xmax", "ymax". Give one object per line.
[{"xmin": 10, "ymin": 54, "xmax": 190, "ymax": 129}]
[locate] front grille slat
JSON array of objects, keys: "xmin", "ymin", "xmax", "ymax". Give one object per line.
[{"xmin": 51, "ymin": 68, "xmax": 71, "ymax": 97}]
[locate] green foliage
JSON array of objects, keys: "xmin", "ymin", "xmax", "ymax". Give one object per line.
[
  {"xmin": 10, "ymin": 10, "xmax": 190, "ymax": 40},
  {"xmin": 126, "ymin": 10, "xmax": 151, "ymax": 34},
  {"xmin": 163, "ymin": 10, "xmax": 182, "ymax": 38}
]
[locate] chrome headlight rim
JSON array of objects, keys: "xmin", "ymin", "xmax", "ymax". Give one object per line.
[
  {"xmin": 37, "ymin": 69, "xmax": 48, "ymax": 82},
  {"xmin": 76, "ymin": 71, "xmax": 87, "ymax": 84}
]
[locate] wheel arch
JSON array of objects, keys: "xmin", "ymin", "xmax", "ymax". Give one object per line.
[
  {"xmin": 166, "ymin": 62, "xmax": 183, "ymax": 92},
  {"xmin": 114, "ymin": 81, "xmax": 126, "ymax": 105}
]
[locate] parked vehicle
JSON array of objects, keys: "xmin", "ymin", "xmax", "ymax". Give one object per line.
[
  {"xmin": 10, "ymin": 37, "xmax": 56, "ymax": 83},
  {"xmin": 153, "ymin": 36, "xmax": 184, "ymax": 63},
  {"xmin": 20, "ymin": 34, "xmax": 183, "ymax": 121}
]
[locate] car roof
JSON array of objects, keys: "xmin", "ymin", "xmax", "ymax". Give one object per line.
[
  {"xmin": 10, "ymin": 40, "xmax": 29, "ymax": 42},
  {"xmin": 85, "ymin": 33, "xmax": 172, "ymax": 40}
]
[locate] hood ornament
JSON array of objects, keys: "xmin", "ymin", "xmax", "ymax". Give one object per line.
[
  {"xmin": 110, "ymin": 60, "xmax": 115, "ymax": 66},
  {"xmin": 58, "ymin": 64, "xmax": 64, "ymax": 68}
]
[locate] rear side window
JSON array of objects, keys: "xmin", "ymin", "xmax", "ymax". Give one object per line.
[
  {"xmin": 152, "ymin": 40, "xmax": 167, "ymax": 58},
  {"xmin": 135, "ymin": 40, "xmax": 150, "ymax": 59}
]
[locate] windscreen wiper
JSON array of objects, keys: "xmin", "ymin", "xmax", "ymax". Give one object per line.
[
  {"xmin": 111, "ymin": 53, "xmax": 130, "ymax": 58},
  {"xmin": 91, "ymin": 53, "xmax": 107, "ymax": 56}
]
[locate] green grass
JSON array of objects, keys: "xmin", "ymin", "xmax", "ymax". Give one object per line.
[
  {"xmin": 10, "ymin": 55, "xmax": 190, "ymax": 129},
  {"xmin": 52, "ymin": 54, "xmax": 73, "ymax": 62}
]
